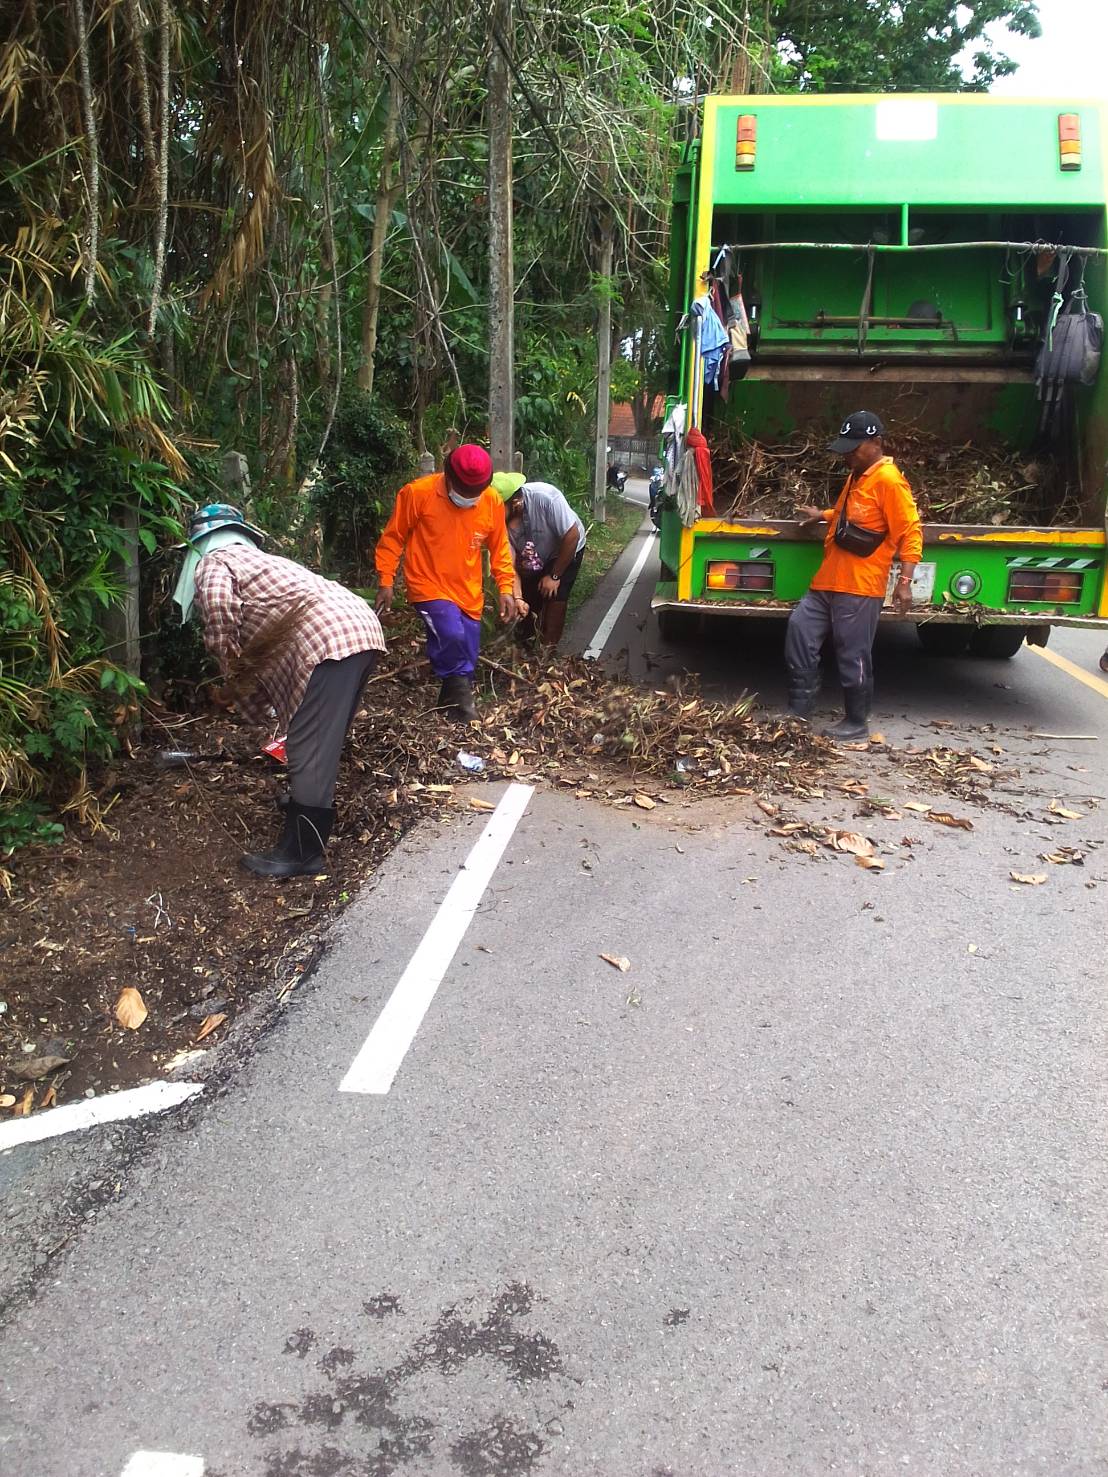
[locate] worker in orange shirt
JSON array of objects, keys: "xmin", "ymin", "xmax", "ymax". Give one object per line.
[
  {"xmin": 786, "ymin": 410, "xmax": 922, "ymax": 741},
  {"xmin": 374, "ymin": 443, "xmax": 517, "ymax": 720}
]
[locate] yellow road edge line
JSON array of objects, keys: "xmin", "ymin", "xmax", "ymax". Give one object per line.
[{"xmin": 1027, "ymin": 642, "xmax": 1108, "ymax": 700}]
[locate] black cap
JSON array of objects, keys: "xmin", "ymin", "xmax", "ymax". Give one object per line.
[{"xmin": 827, "ymin": 410, "xmax": 886, "ymax": 453}]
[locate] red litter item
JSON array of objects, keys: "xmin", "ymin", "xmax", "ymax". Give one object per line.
[{"xmin": 262, "ymin": 735, "xmax": 288, "ymax": 764}]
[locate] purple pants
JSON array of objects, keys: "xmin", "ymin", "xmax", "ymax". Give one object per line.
[{"xmin": 414, "ymin": 599, "xmax": 481, "ymax": 678}]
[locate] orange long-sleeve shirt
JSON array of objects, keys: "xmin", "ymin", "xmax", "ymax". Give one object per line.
[
  {"xmin": 374, "ymin": 473, "xmax": 515, "ymax": 620},
  {"xmin": 811, "ymin": 456, "xmax": 923, "ymax": 600}
]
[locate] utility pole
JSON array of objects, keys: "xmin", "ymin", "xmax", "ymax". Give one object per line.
[
  {"xmin": 488, "ymin": 0, "xmax": 514, "ymax": 469},
  {"xmin": 592, "ymin": 216, "xmax": 614, "ymax": 523}
]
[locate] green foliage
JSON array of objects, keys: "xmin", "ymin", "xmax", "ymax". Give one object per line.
[
  {"xmin": 770, "ymin": 0, "xmax": 1041, "ymax": 93},
  {"xmin": 311, "ymin": 389, "xmax": 417, "ymax": 577},
  {"xmin": 0, "ymin": 801, "xmax": 64, "ymax": 861},
  {"xmin": 515, "ymin": 335, "xmax": 594, "ymax": 500}
]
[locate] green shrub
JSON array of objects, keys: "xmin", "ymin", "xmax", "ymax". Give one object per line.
[{"xmin": 311, "ymin": 389, "xmax": 417, "ymax": 577}]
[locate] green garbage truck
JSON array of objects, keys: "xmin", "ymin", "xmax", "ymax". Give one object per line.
[{"xmin": 654, "ymin": 93, "xmax": 1108, "ymax": 656}]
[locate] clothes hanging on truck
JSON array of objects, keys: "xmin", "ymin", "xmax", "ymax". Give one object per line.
[
  {"xmin": 676, "ymin": 427, "xmax": 715, "ymax": 527},
  {"xmin": 689, "ymin": 293, "xmax": 729, "ymax": 394},
  {"xmin": 661, "ymin": 401, "xmax": 687, "ymax": 501},
  {"xmin": 1034, "ymin": 251, "xmax": 1104, "ymax": 435}
]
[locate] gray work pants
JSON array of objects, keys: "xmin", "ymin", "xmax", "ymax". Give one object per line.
[
  {"xmin": 785, "ymin": 590, "xmax": 882, "ymax": 694},
  {"xmin": 286, "ymin": 651, "xmax": 378, "ymax": 808}
]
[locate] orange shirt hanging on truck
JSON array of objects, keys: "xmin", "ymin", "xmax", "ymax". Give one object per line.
[
  {"xmin": 811, "ymin": 456, "xmax": 923, "ymax": 601},
  {"xmin": 375, "ymin": 473, "xmax": 515, "ymax": 620}
]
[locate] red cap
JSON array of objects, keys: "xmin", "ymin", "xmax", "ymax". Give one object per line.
[{"xmin": 446, "ymin": 444, "xmax": 493, "ymax": 493}]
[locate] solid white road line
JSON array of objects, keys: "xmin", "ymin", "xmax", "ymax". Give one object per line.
[
  {"xmin": 339, "ymin": 782, "xmax": 535, "ymax": 1095},
  {"xmin": 0, "ymin": 1081, "xmax": 203, "ymax": 1153},
  {"xmin": 120, "ymin": 1453, "xmax": 204, "ymax": 1477},
  {"xmin": 583, "ymin": 528, "xmax": 656, "ymax": 660}
]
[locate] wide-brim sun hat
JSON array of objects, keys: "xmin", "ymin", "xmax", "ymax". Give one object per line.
[{"xmin": 179, "ymin": 502, "xmax": 265, "ymax": 548}]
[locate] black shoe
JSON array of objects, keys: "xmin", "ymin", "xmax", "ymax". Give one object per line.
[
  {"xmin": 437, "ymin": 673, "xmax": 477, "ymax": 721},
  {"xmin": 242, "ymin": 802, "xmax": 334, "ymax": 878},
  {"xmin": 785, "ymin": 673, "xmax": 820, "ymax": 721},
  {"xmin": 821, "ymin": 686, "xmax": 869, "ymax": 742}
]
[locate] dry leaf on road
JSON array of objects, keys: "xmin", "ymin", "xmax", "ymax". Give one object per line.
[
  {"xmin": 968, "ymin": 756, "xmax": 994, "ymax": 773},
  {"xmin": 831, "ymin": 831, "xmax": 875, "ymax": 858},
  {"xmin": 1048, "ymin": 801, "xmax": 1081, "ymax": 820},
  {"xmin": 632, "ymin": 794, "xmax": 656, "ymax": 810},
  {"xmin": 926, "ymin": 811, "xmax": 974, "ymax": 831},
  {"xmin": 756, "ymin": 800, "xmax": 778, "ymax": 817},
  {"xmin": 1041, "ymin": 847, "xmax": 1085, "ymax": 865},
  {"xmin": 114, "ymin": 986, "xmax": 148, "ymax": 1030},
  {"xmin": 1009, "ymin": 871, "xmax": 1047, "ymax": 886},
  {"xmin": 0, "ymin": 1093, "xmax": 16, "ymax": 1108},
  {"xmin": 599, "ymin": 953, "xmax": 632, "ymax": 973},
  {"xmin": 856, "ymin": 855, "xmax": 886, "ymax": 870},
  {"xmin": 15, "ymin": 1087, "xmax": 33, "ymax": 1115},
  {"xmin": 467, "ymin": 797, "xmax": 496, "ymax": 811},
  {"xmin": 194, "ymin": 1011, "xmax": 228, "ymax": 1042},
  {"xmin": 903, "ymin": 802, "xmax": 932, "ymax": 813}
]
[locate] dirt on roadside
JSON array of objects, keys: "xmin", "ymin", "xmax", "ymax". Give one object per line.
[{"xmin": 1, "ymin": 633, "xmax": 1014, "ymax": 1124}]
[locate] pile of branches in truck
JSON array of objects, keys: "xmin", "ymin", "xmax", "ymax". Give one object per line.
[{"xmin": 714, "ymin": 429, "xmax": 1082, "ymax": 527}]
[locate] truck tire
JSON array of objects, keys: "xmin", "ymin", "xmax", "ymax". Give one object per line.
[
  {"xmin": 917, "ymin": 624, "xmax": 970, "ymax": 657},
  {"xmin": 657, "ymin": 606, "xmax": 697, "ymax": 642},
  {"xmin": 968, "ymin": 626, "xmax": 1026, "ymax": 659}
]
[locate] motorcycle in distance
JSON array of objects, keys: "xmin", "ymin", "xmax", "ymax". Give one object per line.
[
  {"xmin": 606, "ymin": 462, "xmax": 627, "ymax": 495},
  {"xmin": 648, "ymin": 465, "xmax": 664, "ymax": 533}
]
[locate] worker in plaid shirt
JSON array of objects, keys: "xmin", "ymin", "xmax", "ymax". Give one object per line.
[{"xmin": 174, "ymin": 504, "xmax": 386, "ymax": 878}]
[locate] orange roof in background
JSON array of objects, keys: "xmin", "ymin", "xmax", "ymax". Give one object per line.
[{"xmin": 608, "ymin": 395, "xmax": 665, "ymax": 438}]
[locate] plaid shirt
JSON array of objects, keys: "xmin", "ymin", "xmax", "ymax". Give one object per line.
[{"xmin": 194, "ymin": 544, "xmax": 386, "ymax": 728}]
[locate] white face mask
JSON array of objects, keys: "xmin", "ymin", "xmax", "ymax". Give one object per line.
[{"xmin": 447, "ymin": 489, "xmax": 480, "ymax": 508}]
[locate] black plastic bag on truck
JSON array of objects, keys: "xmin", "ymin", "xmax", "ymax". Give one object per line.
[{"xmin": 1035, "ymin": 258, "xmax": 1103, "ymax": 433}]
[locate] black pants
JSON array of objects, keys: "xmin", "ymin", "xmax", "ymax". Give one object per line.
[
  {"xmin": 517, "ymin": 549, "xmax": 583, "ymax": 642},
  {"xmin": 785, "ymin": 590, "xmax": 882, "ymax": 695},
  {"xmin": 287, "ymin": 651, "xmax": 378, "ymax": 808}
]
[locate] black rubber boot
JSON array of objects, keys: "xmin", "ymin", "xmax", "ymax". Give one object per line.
[
  {"xmin": 242, "ymin": 802, "xmax": 334, "ymax": 878},
  {"xmin": 785, "ymin": 672, "xmax": 820, "ymax": 720},
  {"xmin": 821, "ymin": 686, "xmax": 870, "ymax": 742},
  {"xmin": 437, "ymin": 673, "xmax": 477, "ymax": 721}
]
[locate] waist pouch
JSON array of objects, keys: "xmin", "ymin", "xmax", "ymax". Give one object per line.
[{"xmin": 833, "ymin": 494, "xmax": 885, "ymax": 558}]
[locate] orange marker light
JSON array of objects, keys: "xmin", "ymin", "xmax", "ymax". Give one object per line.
[
  {"xmin": 736, "ymin": 114, "xmax": 757, "ymax": 171},
  {"xmin": 1059, "ymin": 113, "xmax": 1081, "ymax": 171}
]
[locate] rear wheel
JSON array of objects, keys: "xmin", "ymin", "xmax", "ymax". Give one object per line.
[
  {"xmin": 917, "ymin": 623, "xmax": 970, "ymax": 657},
  {"xmin": 968, "ymin": 625, "xmax": 1027, "ymax": 659},
  {"xmin": 657, "ymin": 606, "xmax": 698, "ymax": 642}
]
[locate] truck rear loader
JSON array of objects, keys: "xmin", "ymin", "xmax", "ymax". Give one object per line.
[{"xmin": 655, "ymin": 94, "xmax": 1108, "ymax": 658}]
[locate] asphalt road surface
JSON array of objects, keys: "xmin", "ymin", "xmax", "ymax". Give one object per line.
[{"xmin": 3, "ymin": 516, "xmax": 1107, "ymax": 1476}]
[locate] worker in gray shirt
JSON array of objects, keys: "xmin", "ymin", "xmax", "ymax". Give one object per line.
[{"xmin": 493, "ymin": 474, "xmax": 586, "ymax": 647}]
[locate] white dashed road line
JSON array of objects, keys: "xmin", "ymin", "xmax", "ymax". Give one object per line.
[
  {"xmin": 338, "ymin": 782, "xmax": 534, "ymax": 1096},
  {"xmin": 120, "ymin": 1453, "xmax": 204, "ymax": 1476},
  {"xmin": 583, "ymin": 528, "xmax": 656, "ymax": 660},
  {"xmin": 0, "ymin": 1081, "xmax": 203, "ymax": 1154}
]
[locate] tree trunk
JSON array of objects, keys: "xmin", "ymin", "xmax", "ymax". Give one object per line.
[
  {"xmin": 592, "ymin": 217, "xmax": 614, "ymax": 523},
  {"xmin": 357, "ymin": 33, "xmax": 400, "ymax": 396},
  {"xmin": 487, "ymin": 0, "xmax": 514, "ymax": 469}
]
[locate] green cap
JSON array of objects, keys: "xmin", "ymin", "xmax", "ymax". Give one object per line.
[{"xmin": 491, "ymin": 472, "xmax": 525, "ymax": 502}]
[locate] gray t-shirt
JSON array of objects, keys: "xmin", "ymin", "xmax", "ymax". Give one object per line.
[{"xmin": 509, "ymin": 481, "xmax": 586, "ymax": 565}]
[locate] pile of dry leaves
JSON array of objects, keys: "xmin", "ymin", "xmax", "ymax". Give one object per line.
[
  {"xmin": 714, "ymin": 428, "xmax": 1079, "ymax": 527},
  {"xmin": 0, "ymin": 637, "xmax": 1019, "ymax": 1119}
]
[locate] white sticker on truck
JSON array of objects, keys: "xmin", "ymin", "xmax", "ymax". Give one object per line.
[{"xmin": 875, "ymin": 100, "xmax": 938, "ymax": 142}]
